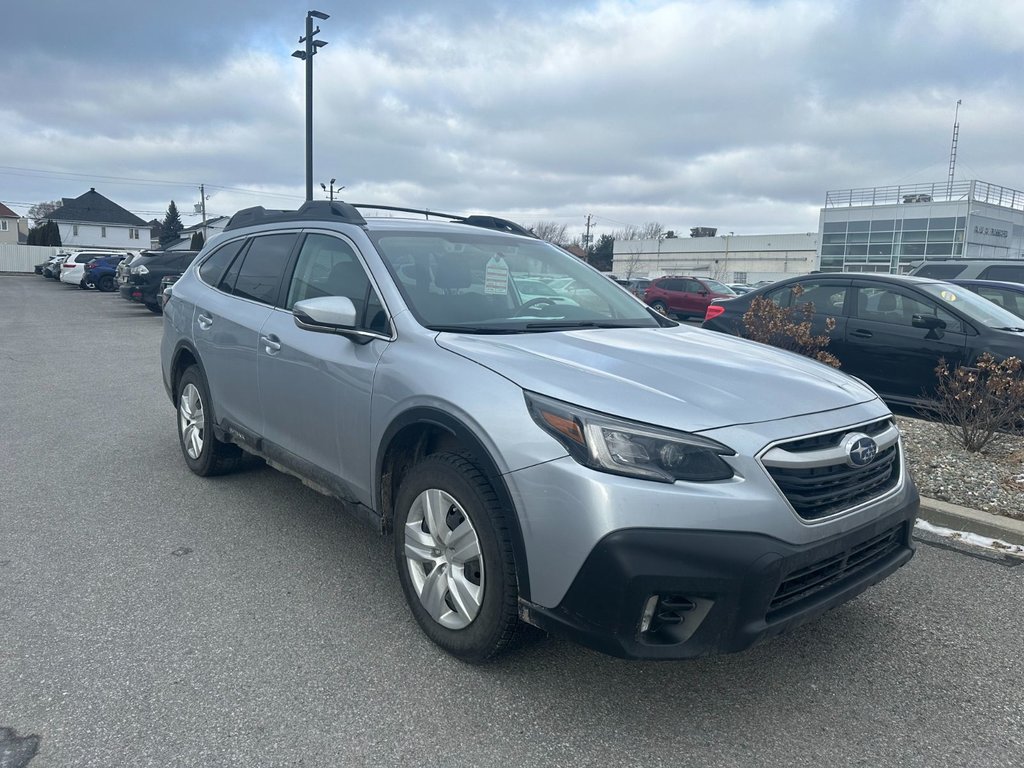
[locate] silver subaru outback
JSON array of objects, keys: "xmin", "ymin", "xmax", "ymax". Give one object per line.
[{"xmin": 161, "ymin": 201, "xmax": 918, "ymax": 662}]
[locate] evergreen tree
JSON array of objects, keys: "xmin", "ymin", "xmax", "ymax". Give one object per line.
[
  {"xmin": 159, "ymin": 201, "xmax": 183, "ymax": 247},
  {"xmin": 589, "ymin": 233, "xmax": 615, "ymax": 271},
  {"xmin": 44, "ymin": 220, "xmax": 62, "ymax": 246},
  {"xmin": 190, "ymin": 231, "xmax": 205, "ymax": 250}
]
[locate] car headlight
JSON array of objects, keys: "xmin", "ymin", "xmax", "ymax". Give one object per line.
[
  {"xmin": 133, "ymin": 265, "xmax": 149, "ymax": 275},
  {"xmin": 525, "ymin": 392, "xmax": 735, "ymax": 483}
]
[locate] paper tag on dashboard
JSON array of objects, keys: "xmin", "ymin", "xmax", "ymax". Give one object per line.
[{"xmin": 484, "ymin": 255, "xmax": 510, "ymax": 295}]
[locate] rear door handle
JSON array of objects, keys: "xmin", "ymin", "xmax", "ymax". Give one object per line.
[
  {"xmin": 850, "ymin": 328, "xmax": 873, "ymax": 339},
  {"xmin": 197, "ymin": 313, "xmax": 213, "ymax": 330},
  {"xmin": 261, "ymin": 334, "xmax": 282, "ymax": 354}
]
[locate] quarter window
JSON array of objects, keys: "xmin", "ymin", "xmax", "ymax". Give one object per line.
[{"xmin": 199, "ymin": 239, "xmax": 247, "ymax": 288}]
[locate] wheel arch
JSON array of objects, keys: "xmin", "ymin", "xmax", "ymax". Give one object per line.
[{"xmin": 377, "ymin": 407, "xmax": 531, "ymax": 601}]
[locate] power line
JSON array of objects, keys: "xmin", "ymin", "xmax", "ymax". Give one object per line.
[{"xmin": 0, "ymin": 164, "xmax": 305, "ymax": 203}]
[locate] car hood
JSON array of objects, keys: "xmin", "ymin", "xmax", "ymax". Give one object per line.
[{"xmin": 436, "ymin": 325, "xmax": 878, "ymax": 432}]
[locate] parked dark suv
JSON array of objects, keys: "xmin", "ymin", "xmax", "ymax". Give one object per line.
[
  {"xmin": 643, "ymin": 276, "xmax": 736, "ymax": 319},
  {"xmin": 120, "ymin": 250, "xmax": 199, "ymax": 313}
]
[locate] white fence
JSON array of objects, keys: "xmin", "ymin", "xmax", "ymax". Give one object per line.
[{"xmin": 0, "ymin": 244, "xmax": 61, "ymax": 273}]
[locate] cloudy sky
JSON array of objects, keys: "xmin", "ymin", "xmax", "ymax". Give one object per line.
[{"xmin": 2, "ymin": 0, "xmax": 1021, "ymax": 240}]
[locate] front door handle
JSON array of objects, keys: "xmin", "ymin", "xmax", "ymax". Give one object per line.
[
  {"xmin": 850, "ymin": 328, "xmax": 873, "ymax": 339},
  {"xmin": 262, "ymin": 334, "xmax": 282, "ymax": 354},
  {"xmin": 197, "ymin": 313, "xmax": 213, "ymax": 330}
]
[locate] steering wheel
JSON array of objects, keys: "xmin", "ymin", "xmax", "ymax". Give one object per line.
[{"xmin": 519, "ymin": 297, "xmax": 559, "ymax": 312}]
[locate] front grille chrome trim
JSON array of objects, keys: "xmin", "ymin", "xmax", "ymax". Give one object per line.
[{"xmin": 757, "ymin": 417, "xmax": 905, "ymax": 525}]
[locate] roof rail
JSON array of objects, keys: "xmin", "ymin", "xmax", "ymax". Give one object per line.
[
  {"xmin": 350, "ymin": 203, "xmax": 537, "ymax": 238},
  {"xmin": 224, "ymin": 200, "xmax": 367, "ymax": 231}
]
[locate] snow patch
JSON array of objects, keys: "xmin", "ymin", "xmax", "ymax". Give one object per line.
[{"xmin": 915, "ymin": 519, "xmax": 1024, "ymax": 557}]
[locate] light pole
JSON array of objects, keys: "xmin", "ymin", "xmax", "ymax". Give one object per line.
[
  {"xmin": 320, "ymin": 178, "xmax": 344, "ymax": 201},
  {"xmin": 293, "ymin": 10, "xmax": 329, "ymax": 202}
]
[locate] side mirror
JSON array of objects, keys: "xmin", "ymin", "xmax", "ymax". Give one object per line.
[
  {"xmin": 293, "ymin": 296, "xmax": 358, "ymax": 331},
  {"xmin": 911, "ymin": 315, "xmax": 946, "ymax": 330}
]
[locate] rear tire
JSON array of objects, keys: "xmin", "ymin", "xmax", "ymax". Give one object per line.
[
  {"xmin": 176, "ymin": 365, "xmax": 243, "ymax": 477},
  {"xmin": 394, "ymin": 453, "xmax": 520, "ymax": 663}
]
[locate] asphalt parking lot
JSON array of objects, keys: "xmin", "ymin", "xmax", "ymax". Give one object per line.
[{"xmin": 1, "ymin": 275, "xmax": 1023, "ymax": 768}]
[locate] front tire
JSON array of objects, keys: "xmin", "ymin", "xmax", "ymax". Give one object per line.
[
  {"xmin": 98, "ymin": 275, "xmax": 115, "ymax": 292},
  {"xmin": 176, "ymin": 365, "xmax": 243, "ymax": 476},
  {"xmin": 394, "ymin": 453, "xmax": 520, "ymax": 663}
]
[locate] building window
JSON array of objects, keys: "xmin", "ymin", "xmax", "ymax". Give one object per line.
[
  {"xmin": 101, "ymin": 226, "xmax": 107, "ymax": 238},
  {"xmin": 73, "ymin": 224, "xmax": 79, "ymax": 236},
  {"xmin": 129, "ymin": 228, "xmax": 139, "ymax": 239},
  {"xmin": 0, "ymin": 220, "xmax": 8, "ymax": 231},
  {"xmin": 733, "ymin": 271, "xmax": 747, "ymax": 283}
]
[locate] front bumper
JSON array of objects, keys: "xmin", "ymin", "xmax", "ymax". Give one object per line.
[{"xmin": 519, "ymin": 490, "xmax": 918, "ymax": 659}]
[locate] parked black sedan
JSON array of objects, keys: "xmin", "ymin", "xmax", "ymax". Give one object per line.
[{"xmin": 701, "ymin": 272, "xmax": 1024, "ymax": 407}]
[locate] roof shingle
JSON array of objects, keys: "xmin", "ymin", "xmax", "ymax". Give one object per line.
[{"xmin": 46, "ymin": 188, "xmax": 147, "ymax": 227}]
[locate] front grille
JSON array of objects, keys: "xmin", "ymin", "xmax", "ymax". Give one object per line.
[
  {"xmin": 761, "ymin": 419, "xmax": 901, "ymax": 521},
  {"xmin": 769, "ymin": 523, "xmax": 904, "ymax": 614}
]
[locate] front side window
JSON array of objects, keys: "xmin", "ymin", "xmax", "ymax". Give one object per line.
[
  {"xmin": 370, "ymin": 231, "xmax": 660, "ymax": 332},
  {"xmin": 231, "ymin": 234, "xmax": 297, "ymax": 305},
  {"xmin": 285, "ymin": 234, "xmax": 388, "ymax": 332},
  {"xmin": 854, "ymin": 286, "xmax": 963, "ymax": 332},
  {"xmin": 978, "ymin": 265, "xmax": 1024, "ymax": 282}
]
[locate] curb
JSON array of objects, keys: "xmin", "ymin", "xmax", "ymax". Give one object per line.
[{"xmin": 918, "ymin": 496, "xmax": 1024, "ymax": 547}]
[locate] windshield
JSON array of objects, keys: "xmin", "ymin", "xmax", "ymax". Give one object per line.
[
  {"xmin": 370, "ymin": 230, "xmax": 664, "ymax": 332},
  {"xmin": 703, "ymin": 278, "xmax": 736, "ymax": 295},
  {"xmin": 920, "ymin": 282, "xmax": 1024, "ymax": 329}
]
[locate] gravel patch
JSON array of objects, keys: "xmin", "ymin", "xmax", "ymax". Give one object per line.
[{"xmin": 897, "ymin": 414, "xmax": 1024, "ymax": 519}]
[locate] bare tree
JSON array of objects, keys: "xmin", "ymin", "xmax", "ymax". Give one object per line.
[
  {"xmin": 530, "ymin": 220, "xmax": 570, "ymax": 246},
  {"xmin": 28, "ymin": 200, "xmax": 61, "ymax": 226},
  {"xmin": 611, "ymin": 222, "xmax": 664, "ymax": 242}
]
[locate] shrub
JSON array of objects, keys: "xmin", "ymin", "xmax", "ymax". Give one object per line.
[
  {"xmin": 741, "ymin": 285, "xmax": 840, "ymax": 368},
  {"xmin": 929, "ymin": 354, "xmax": 1024, "ymax": 452}
]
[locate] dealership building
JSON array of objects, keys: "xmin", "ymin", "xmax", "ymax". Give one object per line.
[
  {"xmin": 611, "ymin": 179, "xmax": 1023, "ymax": 282},
  {"xmin": 818, "ymin": 179, "xmax": 1024, "ymax": 273}
]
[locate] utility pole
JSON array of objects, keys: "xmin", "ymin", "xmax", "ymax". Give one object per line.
[
  {"xmin": 199, "ymin": 183, "xmax": 208, "ymax": 240},
  {"xmin": 293, "ymin": 10, "xmax": 330, "ymax": 202},
  {"xmin": 582, "ymin": 214, "xmax": 593, "ymax": 253}
]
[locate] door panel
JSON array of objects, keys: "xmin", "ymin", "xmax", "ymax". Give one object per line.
[{"xmin": 842, "ymin": 284, "xmax": 967, "ymax": 400}]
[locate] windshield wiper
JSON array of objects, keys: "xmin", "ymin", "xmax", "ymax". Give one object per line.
[
  {"xmin": 427, "ymin": 325, "xmax": 523, "ymax": 334},
  {"xmin": 523, "ymin": 321, "xmax": 646, "ymax": 331}
]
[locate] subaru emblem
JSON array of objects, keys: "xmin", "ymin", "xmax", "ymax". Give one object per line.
[{"xmin": 843, "ymin": 433, "xmax": 878, "ymax": 467}]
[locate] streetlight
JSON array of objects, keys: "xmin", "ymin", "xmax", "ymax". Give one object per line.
[
  {"xmin": 293, "ymin": 10, "xmax": 330, "ymax": 202},
  {"xmin": 320, "ymin": 178, "xmax": 344, "ymax": 201}
]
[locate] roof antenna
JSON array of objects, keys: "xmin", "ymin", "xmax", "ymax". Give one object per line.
[{"xmin": 946, "ymin": 99, "xmax": 961, "ymax": 198}]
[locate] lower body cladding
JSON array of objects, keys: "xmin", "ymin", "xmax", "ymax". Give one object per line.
[{"xmin": 518, "ymin": 494, "xmax": 917, "ymax": 659}]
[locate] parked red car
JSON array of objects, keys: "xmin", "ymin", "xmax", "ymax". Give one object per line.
[{"xmin": 643, "ymin": 276, "xmax": 737, "ymax": 319}]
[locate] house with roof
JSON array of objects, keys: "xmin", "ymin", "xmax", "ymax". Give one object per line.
[
  {"xmin": 0, "ymin": 202, "xmax": 26, "ymax": 245},
  {"xmin": 45, "ymin": 188, "xmax": 150, "ymax": 250},
  {"xmin": 156, "ymin": 215, "xmax": 230, "ymax": 250}
]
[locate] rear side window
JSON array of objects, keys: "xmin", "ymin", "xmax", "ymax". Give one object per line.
[
  {"xmin": 199, "ymin": 240, "xmax": 247, "ymax": 288},
  {"xmin": 913, "ymin": 264, "xmax": 966, "ymax": 279},
  {"xmin": 978, "ymin": 265, "xmax": 1024, "ymax": 282},
  {"xmin": 231, "ymin": 234, "xmax": 298, "ymax": 305}
]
